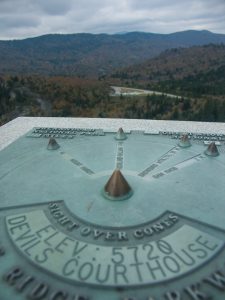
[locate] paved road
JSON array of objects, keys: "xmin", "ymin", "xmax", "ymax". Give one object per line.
[{"xmin": 110, "ymin": 86, "xmax": 182, "ymax": 99}]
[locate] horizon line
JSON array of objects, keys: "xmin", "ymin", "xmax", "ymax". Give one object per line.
[{"xmin": 0, "ymin": 29, "xmax": 224, "ymax": 42}]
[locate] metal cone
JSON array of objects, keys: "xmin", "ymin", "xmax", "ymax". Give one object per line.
[
  {"xmin": 204, "ymin": 142, "xmax": 219, "ymax": 157},
  {"xmin": 103, "ymin": 169, "xmax": 133, "ymax": 200},
  {"xmin": 115, "ymin": 128, "xmax": 127, "ymax": 140},
  {"xmin": 47, "ymin": 137, "xmax": 60, "ymax": 150},
  {"xmin": 178, "ymin": 134, "xmax": 191, "ymax": 148}
]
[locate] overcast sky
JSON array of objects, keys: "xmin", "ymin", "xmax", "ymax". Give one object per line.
[{"xmin": 0, "ymin": 0, "xmax": 225, "ymax": 40}]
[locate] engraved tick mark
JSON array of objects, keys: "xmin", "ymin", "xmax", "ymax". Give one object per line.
[
  {"xmin": 87, "ymin": 200, "xmax": 95, "ymax": 212},
  {"xmin": 0, "ymin": 246, "xmax": 5, "ymax": 256}
]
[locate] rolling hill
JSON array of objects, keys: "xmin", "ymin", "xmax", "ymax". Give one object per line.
[
  {"xmin": 0, "ymin": 30, "xmax": 225, "ymax": 77},
  {"xmin": 109, "ymin": 44, "xmax": 225, "ymax": 96}
]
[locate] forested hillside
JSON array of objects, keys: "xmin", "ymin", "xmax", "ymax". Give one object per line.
[
  {"xmin": 1, "ymin": 71, "xmax": 225, "ymax": 125},
  {"xmin": 0, "ymin": 30, "xmax": 225, "ymax": 77},
  {"xmin": 1, "ymin": 38, "xmax": 225, "ymax": 125},
  {"xmin": 110, "ymin": 44, "xmax": 225, "ymax": 88},
  {"xmin": 0, "ymin": 76, "xmax": 110, "ymax": 125}
]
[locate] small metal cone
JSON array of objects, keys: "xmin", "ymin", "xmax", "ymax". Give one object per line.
[
  {"xmin": 104, "ymin": 169, "xmax": 132, "ymax": 199},
  {"xmin": 47, "ymin": 138, "xmax": 60, "ymax": 150},
  {"xmin": 115, "ymin": 128, "xmax": 126, "ymax": 140},
  {"xmin": 179, "ymin": 135, "xmax": 191, "ymax": 147},
  {"xmin": 205, "ymin": 142, "xmax": 219, "ymax": 156}
]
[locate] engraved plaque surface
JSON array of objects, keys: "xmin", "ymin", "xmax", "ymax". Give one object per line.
[{"xmin": 1, "ymin": 126, "xmax": 225, "ymax": 299}]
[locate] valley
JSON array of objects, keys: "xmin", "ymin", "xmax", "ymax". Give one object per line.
[{"xmin": 0, "ymin": 32, "xmax": 225, "ymax": 125}]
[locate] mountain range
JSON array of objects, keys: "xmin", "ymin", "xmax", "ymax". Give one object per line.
[
  {"xmin": 110, "ymin": 44, "xmax": 225, "ymax": 83},
  {"xmin": 0, "ymin": 30, "xmax": 225, "ymax": 77}
]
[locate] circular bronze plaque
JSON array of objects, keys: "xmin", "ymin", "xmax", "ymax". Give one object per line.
[{"xmin": 0, "ymin": 127, "xmax": 225, "ymax": 300}]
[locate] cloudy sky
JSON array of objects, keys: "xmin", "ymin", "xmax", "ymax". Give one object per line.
[{"xmin": 0, "ymin": 0, "xmax": 225, "ymax": 40}]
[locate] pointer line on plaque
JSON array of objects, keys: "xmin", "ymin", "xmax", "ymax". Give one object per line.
[
  {"xmin": 115, "ymin": 142, "xmax": 124, "ymax": 170},
  {"xmin": 60, "ymin": 151, "xmax": 95, "ymax": 176},
  {"xmin": 148, "ymin": 153, "xmax": 204, "ymax": 181},
  {"xmin": 138, "ymin": 146, "xmax": 180, "ymax": 177}
]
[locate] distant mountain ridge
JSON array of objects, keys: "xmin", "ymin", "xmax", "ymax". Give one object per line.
[
  {"xmin": 109, "ymin": 44, "xmax": 225, "ymax": 99},
  {"xmin": 0, "ymin": 30, "xmax": 225, "ymax": 77},
  {"xmin": 110, "ymin": 44, "xmax": 225, "ymax": 82}
]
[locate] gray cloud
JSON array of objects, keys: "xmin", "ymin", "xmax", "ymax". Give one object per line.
[
  {"xmin": 35, "ymin": 0, "xmax": 74, "ymax": 16},
  {"xmin": 0, "ymin": 15, "xmax": 40, "ymax": 30},
  {"xmin": 0, "ymin": 0, "xmax": 224, "ymax": 39}
]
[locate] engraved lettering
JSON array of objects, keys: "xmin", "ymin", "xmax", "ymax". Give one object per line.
[
  {"xmin": 58, "ymin": 216, "xmax": 71, "ymax": 225},
  {"xmin": 50, "ymin": 207, "xmax": 61, "ymax": 213},
  {"xmin": 144, "ymin": 227, "xmax": 154, "ymax": 236},
  {"xmin": 118, "ymin": 231, "xmax": 128, "ymax": 241},
  {"xmin": 73, "ymin": 241, "xmax": 88, "ymax": 257},
  {"xmin": 16, "ymin": 275, "xmax": 34, "ymax": 292},
  {"xmin": 153, "ymin": 172, "xmax": 165, "ymax": 179},
  {"xmin": 204, "ymin": 270, "xmax": 225, "ymax": 291},
  {"xmin": 162, "ymin": 220, "xmax": 172, "ymax": 227},
  {"xmin": 114, "ymin": 264, "xmax": 129, "ymax": 284},
  {"xmin": 146, "ymin": 260, "xmax": 166, "ymax": 280},
  {"xmin": 188, "ymin": 243, "xmax": 207, "ymax": 259},
  {"xmin": 184, "ymin": 283, "xmax": 209, "ymax": 300},
  {"xmin": 35, "ymin": 248, "xmax": 54, "ymax": 263},
  {"xmin": 55, "ymin": 237, "xmax": 74, "ymax": 254},
  {"xmin": 81, "ymin": 227, "xmax": 91, "ymax": 236},
  {"xmin": 23, "ymin": 240, "xmax": 42, "ymax": 256},
  {"xmin": 111, "ymin": 248, "xmax": 124, "ymax": 264},
  {"xmin": 7, "ymin": 215, "xmax": 27, "ymax": 225},
  {"xmin": 143, "ymin": 244, "xmax": 158, "ymax": 261},
  {"xmin": 44, "ymin": 231, "xmax": 59, "ymax": 246},
  {"xmin": 11, "ymin": 222, "xmax": 31, "ymax": 236},
  {"xmin": 128, "ymin": 246, "xmax": 139, "ymax": 262},
  {"xmin": 196, "ymin": 235, "xmax": 218, "ymax": 251},
  {"xmin": 173, "ymin": 249, "xmax": 195, "ymax": 266},
  {"xmin": 68, "ymin": 222, "xmax": 79, "ymax": 231},
  {"xmin": 36, "ymin": 225, "xmax": 56, "ymax": 239},
  {"xmin": 93, "ymin": 229, "xmax": 104, "ymax": 239},
  {"xmin": 128, "ymin": 246, "xmax": 143, "ymax": 282},
  {"xmin": 133, "ymin": 229, "xmax": 144, "ymax": 239},
  {"xmin": 53, "ymin": 211, "xmax": 64, "ymax": 218},
  {"xmin": 168, "ymin": 214, "xmax": 178, "ymax": 222},
  {"xmin": 62, "ymin": 258, "xmax": 78, "ymax": 276},
  {"xmin": 152, "ymin": 223, "xmax": 164, "ymax": 232},
  {"xmin": 156, "ymin": 240, "xmax": 173, "ymax": 255},
  {"xmin": 5, "ymin": 212, "xmax": 223, "ymax": 287},
  {"xmin": 20, "ymin": 236, "xmax": 39, "ymax": 249},
  {"xmin": 130, "ymin": 262, "xmax": 143, "ymax": 283},
  {"xmin": 96, "ymin": 264, "xmax": 111, "ymax": 283},
  {"xmin": 28, "ymin": 282, "xmax": 49, "ymax": 300},
  {"xmin": 78, "ymin": 262, "xmax": 94, "ymax": 281},
  {"xmin": 165, "ymin": 291, "xmax": 181, "ymax": 300},
  {"xmin": 3, "ymin": 267, "xmax": 23, "ymax": 285},
  {"xmin": 49, "ymin": 290, "xmax": 68, "ymax": 300},
  {"xmin": 163, "ymin": 256, "xmax": 181, "ymax": 273},
  {"xmin": 105, "ymin": 232, "xmax": 114, "ymax": 241},
  {"xmin": 49, "ymin": 203, "xmax": 58, "ymax": 209}
]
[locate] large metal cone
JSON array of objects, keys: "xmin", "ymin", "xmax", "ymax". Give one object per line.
[
  {"xmin": 47, "ymin": 137, "xmax": 60, "ymax": 150},
  {"xmin": 178, "ymin": 134, "xmax": 191, "ymax": 148},
  {"xmin": 103, "ymin": 169, "xmax": 133, "ymax": 200},
  {"xmin": 115, "ymin": 127, "xmax": 127, "ymax": 140},
  {"xmin": 204, "ymin": 142, "xmax": 219, "ymax": 157}
]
